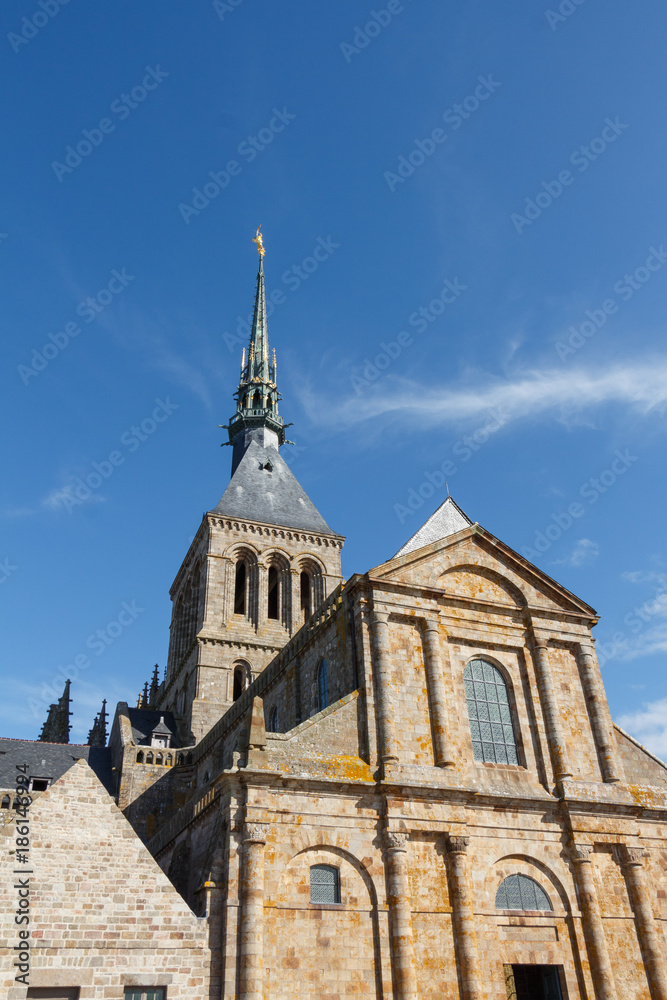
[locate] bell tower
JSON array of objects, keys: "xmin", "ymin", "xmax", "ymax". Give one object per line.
[{"xmin": 157, "ymin": 230, "xmax": 344, "ymax": 742}]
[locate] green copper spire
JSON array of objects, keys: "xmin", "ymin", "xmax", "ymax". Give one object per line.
[{"xmin": 223, "ymin": 229, "xmax": 289, "ymax": 473}]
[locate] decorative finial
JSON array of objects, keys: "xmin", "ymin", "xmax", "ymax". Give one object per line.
[
  {"xmin": 241, "ymin": 347, "xmax": 246, "ymax": 373},
  {"xmin": 252, "ymin": 225, "xmax": 265, "ymax": 257}
]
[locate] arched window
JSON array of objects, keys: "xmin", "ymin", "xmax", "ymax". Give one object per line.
[
  {"xmin": 310, "ymin": 864, "xmax": 340, "ymax": 904},
  {"xmin": 268, "ymin": 706, "xmax": 278, "ymax": 732},
  {"xmin": 317, "ymin": 659, "xmax": 328, "ymax": 712},
  {"xmin": 496, "ymin": 874, "xmax": 552, "ymax": 911},
  {"xmin": 234, "ymin": 560, "xmax": 247, "ymax": 616},
  {"xmin": 136, "ymin": 751, "xmax": 144, "ymax": 764},
  {"xmin": 1, "ymin": 794, "xmax": 10, "ymax": 809},
  {"xmin": 268, "ymin": 565, "xmax": 279, "ymax": 620},
  {"xmin": 165, "ymin": 754, "xmax": 173, "ymax": 766},
  {"xmin": 233, "ymin": 664, "xmax": 246, "ymax": 702},
  {"xmin": 146, "ymin": 752, "xmax": 154, "ymax": 764},
  {"xmin": 300, "ymin": 571, "xmax": 312, "ymax": 620},
  {"xmin": 252, "ymin": 390, "xmax": 261, "ymax": 410},
  {"xmin": 156, "ymin": 753, "xmax": 163, "ymax": 765},
  {"xmin": 464, "ymin": 658, "xmax": 519, "ymax": 765}
]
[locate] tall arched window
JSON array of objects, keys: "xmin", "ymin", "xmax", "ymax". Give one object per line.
[
  {"xmin": 300, "ymin": 571, "xmax": 312, "ymax": 620},
  {"xmin": 464, "ymin": 658, "xmax": 519, "ymax": 765},
  {"xmin": 317, "ymin": 659, "xmax": 328, "ymax": 712},
  {"xmin": 310, "ymin": 864, "xmax": 340, "ymax": 903},
  {"xmin": 496, "ymin": 874, "xmax": 552, "ymax": 911},
  {"xmin": 268, "ymin": 565, "xmax": 279, "ymax": 620},
  {"xmin": 233, "ymin": 664, "xmax": 246, "ymax": 702},
  {"xmin": 268, "ymin": 706, "xmax": 278, "ymax": 732},
  {"xmin": 234, "ymin": 560, "xmax": 247, "ymax": 616}
]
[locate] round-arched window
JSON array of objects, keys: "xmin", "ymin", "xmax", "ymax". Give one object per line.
[
  {"xmin": 464, "ymin": 658, "xmax": 519, "ymax": 765},
  {"xmin": 496, "ymin": 874, "xmax": 552, "ymax": 911},
  {"xmin": 317, "ymin": 659, "xmax": 328, "ymax": 712}
]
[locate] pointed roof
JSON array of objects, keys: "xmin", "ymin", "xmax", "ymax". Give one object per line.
[
  {"xmin": 38, "ymin": 678, "xmax": 72, "ymax": 744},
  {"xmin": 394, "ymin": 495, "xmax": 472, "ymax": 558},
  {"xmin": 212, "ymin": 439, "xmax": 337, "ymax": 535}
]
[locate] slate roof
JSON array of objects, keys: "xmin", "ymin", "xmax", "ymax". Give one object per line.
[
  {"xmin": 212, "ymin": 440, "xmax": 338, "ymax": 535},
  {"xmin": 127, "ymin": 709, "xmax": 180, "ymax": 747},
  {"xmin": 393, "ymin": 496, "xmax": 473, "ymax": 558},
  {"xmin": 0, "ymin": 738, "xmax": 113, "ymax": 795}
]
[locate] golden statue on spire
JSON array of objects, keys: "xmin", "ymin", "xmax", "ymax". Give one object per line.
[{"xmin": 252, "ymin": 225, "xmax": 265, "ymax": 257}]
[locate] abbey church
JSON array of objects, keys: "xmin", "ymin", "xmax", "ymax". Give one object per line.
[{"xmin": 4, "ymin": 235, "xmax": 667, "ymax": 1000}]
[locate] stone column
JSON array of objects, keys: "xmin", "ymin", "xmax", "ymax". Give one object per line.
[
  {"xmin": 445, "ymin": 836, "xmax": 484, "ymax": 1000},
  {"xmin": 570, "ymin": 844, "xmax": 617, "ymax": 1000},
  {"xmin": 370, "ymin": 611, "xmax": 398, "ymax": 767},
  {"xmin": 531, "ymin": 640, "xmax": 573, "ymax": 783},
  {"xmin": 290, "ymin": 569, "xmax": 300, "ymax": 632},
  {"xmin": 576, "ymin": 642, "xmax": 621, "ymax": 783},
  {"xmin": 421, "ymin": 621, "xmax": 455, "ymax": 768},
  {"xmin": 384, "ymin": 832, "xmax": 418, "ymax": 1000},
  {"xmin": 619, "ymin": 846, "xmax": 667, "ymax": 1000},
  {"xmin": 239, "ymin": 822, "xmax": 268, "ymax": 1000}
]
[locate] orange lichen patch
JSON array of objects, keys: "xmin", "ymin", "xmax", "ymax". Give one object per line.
[{"xmin": 321, "ymin": 755, "xmax": 374, "ymax": 782}]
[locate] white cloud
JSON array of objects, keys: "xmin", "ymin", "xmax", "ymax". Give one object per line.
[
  {"xmin": 618, "ymin": 698, "xmax": 667, "ymax": 760},
  {"xmin": 304, "ymin": 360, "xmax": 667, "ymax": 431},
  {"xmin": 553, "ymin": 538, "xmax": 599, "ymax": 567}
]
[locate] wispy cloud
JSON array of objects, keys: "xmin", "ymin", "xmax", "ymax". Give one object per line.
[
  {"xmin": 553, "ymin": 538, "xmax": 599, "ymax": 567},
  {"xmin": 618, "ymin": 698, "xmax": 667, "ymax": 760},
  {"xmin": 302, "ymin": 360, "xmax": 667, "ymax": 431}
]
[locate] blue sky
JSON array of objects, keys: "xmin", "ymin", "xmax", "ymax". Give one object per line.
[{"xmin": 1, "ymin": 1, "xmax": 666, "ymax": 750}]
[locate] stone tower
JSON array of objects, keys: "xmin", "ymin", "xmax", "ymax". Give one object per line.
[{"xmin": 157, "ymin": 232, "xmax": 344, "ymax": 742}]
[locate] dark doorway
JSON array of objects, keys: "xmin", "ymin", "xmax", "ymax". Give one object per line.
[{"xmin": 505, "ymin": 965, "xmax": 564, "ymax": 1000}]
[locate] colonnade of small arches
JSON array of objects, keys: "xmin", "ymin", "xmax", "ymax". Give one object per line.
[
  {"xmin": 168, "ymin": 562, "xmax": 201, "ymax": 673},
  {"xmin": 135, "ymin": 750, "xmax": 192, "ymax": 766},
  {"xmin": 228, "ymin": 544, "xmax": 325, "ymax": 632}
]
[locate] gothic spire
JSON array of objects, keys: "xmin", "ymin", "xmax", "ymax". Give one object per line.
[
  {"xmin": 38, "ymin": 678, "xmax": 71, "ymax": 744},
  {"xmin": 87, "ymin": 699, "xmax": 108, "ymax": 747},
  {"xmin": 222, "ymin": 228, "xmax": 290, "ymax": 474},
  {"xmin": 149, "ymin": 664, "xmax": 160, "ymax": 709}
]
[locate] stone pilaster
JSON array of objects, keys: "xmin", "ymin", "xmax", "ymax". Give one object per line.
[
  {"xmin": 530, "ymin": 639, "xmax": 573, "ymax": 783},
  {"xmin": 420, "ymin": 620, "xmax": 455, "ymax": 768},
  {"xmin": 576, "ymin": 642, "xmax": 621, "ymax": 783},
  {"xmin": 290, "ymin": 569, "xmax": 301, "ymax": 632},
  {"xmin": 384, "ymin": 832, "xmax": 418, "ymax": 1000},
  {"xmin": 445, "ymin": 836, "xmax": 484, "ymax": 1000},
  {"xmin": 239, "ymin": 822, "xmax": 268, "ymax": 1000},
  {"xmin": 570, "ymin": 844, "xmax": 617, "ymax": 1000},
  {"xmin": 619, "ymin": 846, "xmax": 667, "ymax": 1000},
  {"xmin": 370, "ymin": 611, "xmax": 398, "ymax": 767}
]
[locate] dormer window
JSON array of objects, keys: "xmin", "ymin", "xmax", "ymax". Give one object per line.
[{"xmin": 150, "ymin": 716, "xmax": 172, "ymax": 749}]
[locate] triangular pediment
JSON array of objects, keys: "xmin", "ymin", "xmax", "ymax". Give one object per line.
[{"xmin": 372, "ymin": 525, "xmax": 595, "ymax": 616}]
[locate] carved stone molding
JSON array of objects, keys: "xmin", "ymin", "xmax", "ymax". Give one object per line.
[
  {"xmin": 447, "ymin": 835, "xmax": 470, "ymax": 855},
  {"xmin": 243, "ymin": 822, "xmax": 268, "ymax": 845},
  {"xmin": 385, "ymin": 831, "xmax": 408, "ymax": 852},
  {"xmin": 570, "ymin": 843, "xmax": 593, "ymax": 864},
  {"xmin": 619, "ymin": 844, "xmax": 646, "ymax": 867}
]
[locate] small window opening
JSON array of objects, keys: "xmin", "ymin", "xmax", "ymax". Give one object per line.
[
  {"xmin": 264, "ymin": 460, "xmax": 273, "ymax": 472},
  {"xmin": 252, "ymin": 391, "xmax": 261, "ymax": 409},
  {"xmin": 268, "ymin": 706, "xmax": 278, "ymax": 732},
  {"xmin": 234, "ymin": 561, "xmax": 247, "ymax": 616},
  {"xmin": 233, "ymin": 665, "xmax": 245, "ymax": 702},
  {"xmin": 29, "ymin": 777, "xmax": 50, "ymax": 792},
  {"xmin": 300, "ymin": 571, "xmax": 312, "ymax": 620},
  {"xmin": 124, "ymin": 989, "xmax": 166, "ymax": 1000},
  {"xmin": 268, "ymin": 565, "xmax": 279, "ymax": 620},
  {"xmin": 146, "ymin": 752, "xmax": 154, "ymax": 764},
  {"xmin": 1, "ymin": 794, "xmax": 9, "ymax": 809},
  {"xmin": 136, "ymin": 751, "xmax": 144, "ymax": 764},
  {"xmin": 310, "ymin": 864, "xmax": 340, "ymax": 904}
]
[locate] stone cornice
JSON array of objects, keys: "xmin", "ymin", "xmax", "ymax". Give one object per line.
[{"xmin": 206, "ymin": 511, "xmax": 344, "ymax": 547}]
